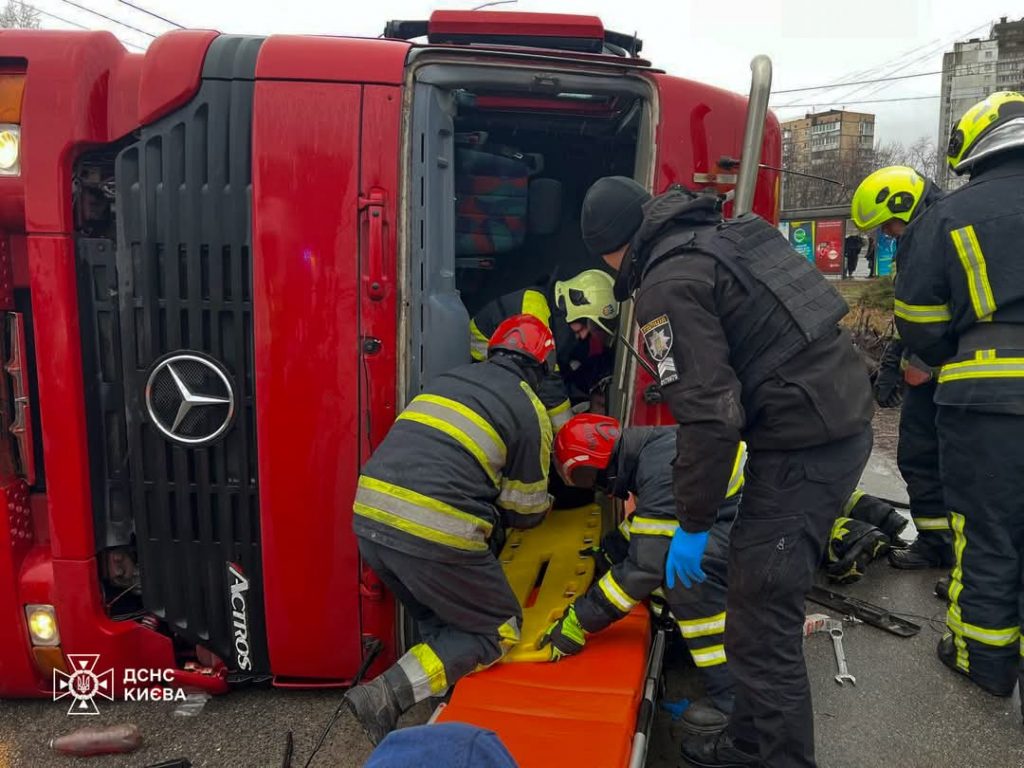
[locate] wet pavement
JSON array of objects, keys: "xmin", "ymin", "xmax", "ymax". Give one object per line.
[{"xmin": 1, "ymin": 447, "xmax": 1022, "ymax": 767}]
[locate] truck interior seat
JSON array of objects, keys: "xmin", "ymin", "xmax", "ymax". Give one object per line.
[{"xmin": 437, "ymin": 503, "xmax": 652, "ymax": 767}]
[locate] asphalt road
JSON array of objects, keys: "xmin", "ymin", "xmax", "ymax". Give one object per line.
[{"xmin": 2, "ymin": 445, "xmax": 1022, "ymax": 767}]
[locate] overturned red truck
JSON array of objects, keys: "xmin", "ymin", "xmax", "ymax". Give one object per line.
[{"xmin": 0, "ymin": 11, "xmax": 779, "ymax": 701}]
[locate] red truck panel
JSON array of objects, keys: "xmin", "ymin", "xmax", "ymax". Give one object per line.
[
  {"xmin": 252, "ymin": 80, "xmax": 367, "ymax": 681},
  {"xmin": 255, "ymin": 35, "xmax": 409, "ymax": 84}
]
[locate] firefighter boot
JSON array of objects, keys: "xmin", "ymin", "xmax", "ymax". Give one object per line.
[
  {"xmin": 846, "ymin": 494, "xmax": 908, "ymax": 543},
  {"xmin": 344, "ymin": 675, "xmax": 403, "ymax": 746},
  {"xmin": 680, "ymin": 730, "xmax": 759, "ymax": 768},
  {"xmin": 937, "ymin": 635, "xmax": 1017, "ymax": 697},
  {"xmin": 889, "ymin": 536, "xmax": 954, "ymax": 570},
  {"xmin": 825, "ymin": 518, "xmax": 890, "ymax": 585},
  {"xmin": 681, "ymin": 699, "xmax": 730, "ymax": 736}
]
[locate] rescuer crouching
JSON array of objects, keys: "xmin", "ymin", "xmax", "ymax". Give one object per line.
[
  {"xmin": 542, "ymin": 414, "xmax": 744, "ymax": 736},
  {"xmin": 344, "ymin": 314, "xmax": 557, "ymax": 746}
]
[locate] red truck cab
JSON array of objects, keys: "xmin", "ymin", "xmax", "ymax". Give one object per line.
[{"xmin": 0, "ymin": 11, "xmax": 779, "ymax": 698}]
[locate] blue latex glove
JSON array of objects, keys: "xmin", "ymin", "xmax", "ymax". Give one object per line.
[{"xmin": 665, "ymin": 528, "xmax": 709, "ymax": 589}]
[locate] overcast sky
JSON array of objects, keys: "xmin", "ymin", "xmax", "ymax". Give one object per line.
[{"xmin": 32, "ymin": 0, "xmax": 1021, "ymax": 146}]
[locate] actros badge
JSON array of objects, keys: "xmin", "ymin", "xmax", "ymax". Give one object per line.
[{"xmin": 145, "ymin": 353, "xmax": 236, "ymax": 446}]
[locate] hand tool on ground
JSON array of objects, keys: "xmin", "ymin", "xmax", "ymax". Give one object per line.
[
  {"xmin": 807, "ymin": 585, "xmax": 921, "ymax": 637},
  {"xmin": 830, "ymin": 627, "xmax": 856, "ymax": 686}
]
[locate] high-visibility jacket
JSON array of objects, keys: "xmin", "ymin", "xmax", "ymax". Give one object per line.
[
  {"xmin": 468, "ymin": 286, "xmax": 573, "ymax": 431},
  {"xmin": 894, "ymin": 155, "xmax": 1024, "ymax": 414},
  {"xmin": 574, "ymin": 426, "xmax": 745, "ymax": 632},
  {"xmin": 353, "ymin": 356, "xmax": 552, "ymax": 562}
]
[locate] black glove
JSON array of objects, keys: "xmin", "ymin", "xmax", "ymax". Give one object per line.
[
  {"xmin": 540, "ymin": 605, "xmax": 586, "ymax": 660},
  {"xmin": 874, "ymin": 338, "xmax": 905, "ymax": 408}
]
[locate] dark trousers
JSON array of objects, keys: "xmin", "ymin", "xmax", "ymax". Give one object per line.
[
  {"xmin": 357, "ymin": 538, "xmax": 522, "ymax": 709},
  {"xmin": 937, "ymin": 407, "xmax": 1024, "ymax": 696},
  {"xmin": 726, "ymin": 428, "xmax": 872, "ymax": 767},
  {"xmin": 897, "ymin": 381, "xmax": 952, "ymax": 552}
]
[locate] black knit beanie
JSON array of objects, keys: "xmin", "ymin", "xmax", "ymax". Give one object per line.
[{"xmin": 580, "ymin": 176, "xmax": 652, "ymax": 256}]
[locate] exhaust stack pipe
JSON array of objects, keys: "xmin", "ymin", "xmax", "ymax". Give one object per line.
[{"xmin": 734, "ymin": 55, "xmax": 773, "ymax": 217}]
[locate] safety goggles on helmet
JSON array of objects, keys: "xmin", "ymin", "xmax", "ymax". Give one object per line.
[
  {"xmin": 488, "ymin": 313, "xmax": 556, "ymax": 372},
  {"xmin": 850, "ymin": 166, "xmax": 925, "ymax": 231},
  {"xmin": 554, "ymin": 413, "xmax": 621, "ymax": 486},
  {"xmin": 553, "ymin": 270, "xmax": 620, "ymax": 334},
  {"xmin": 947, "ymin": 91, "xmax": 1024, "ymax": 175}
]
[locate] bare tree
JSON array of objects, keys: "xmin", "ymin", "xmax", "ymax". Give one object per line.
[{"xmin": 0, "ymin": 1, "xmax": 39, "ymax": 29}]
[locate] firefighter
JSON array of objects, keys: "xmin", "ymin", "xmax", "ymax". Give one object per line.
[
  {"xmin": 893, "ymin": 91, "xmax": 1024, "ymax": 700},
  {"xmin": 468, "ymin": 269, "xmax": 619, "ymax": 432},
  {"xmin": 850, "ymin": 166, "xmax": 952, "ymax": 570},
  {"xmin": 542, "ymin": 414, "xmax": 744, "ymax": 735},
  {"xmin": 580, "ymin": 177, "xmax": 873, "ymax": 768},
  {"xmin": 344, "ymin": 314, "xmax": 556, "ymax": 746}
]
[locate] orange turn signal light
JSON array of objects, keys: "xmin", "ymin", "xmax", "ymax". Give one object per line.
[{"xmin": 0, "ymin": 74, "xmax": 25, "ymax": 124}]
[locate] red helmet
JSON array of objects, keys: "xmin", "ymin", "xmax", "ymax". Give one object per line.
[
  {"xmin": 554, "ymin": 413, "xmax": 621, "ymax": 484},
  {"xmin": 488, "ymin": 314, "xmax": 556, "ymax": 370}
]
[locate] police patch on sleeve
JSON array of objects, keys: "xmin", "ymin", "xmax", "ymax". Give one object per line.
[{"xmin": 640, "ymin": 314, "xmax": 679, "ymax": 386}]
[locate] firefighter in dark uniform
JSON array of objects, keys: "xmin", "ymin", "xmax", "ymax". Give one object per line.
[
  {"xmin": 344, "ymin": 314, "xmax": 556, "ymax": 745},
  {"xmin": 894, "ymin": 91, "xmax": 1024, "ymax": 700},
  {"xmin": 542, "ymin": 414, "xmax": 745, "ymax": 735},
  {"xmin": 580, "ymin": 177, "xmax": 874, "ymax": 768},
  {"xmin": 850, "ymin": 166, "xmax": 952, "ymax": 570},
  {"xmin": 468, "ymin": 269, "xmax": 619, "ymax": 433}
]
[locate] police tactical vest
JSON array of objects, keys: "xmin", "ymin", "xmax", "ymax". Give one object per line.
[{"xmin": 642, "ymin": 214, "xmax": 849, "ymax": 387}]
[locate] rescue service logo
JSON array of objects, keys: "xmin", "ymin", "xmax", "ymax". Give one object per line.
[
  {"xmin": 53, "ymin": 654, "xmax": 114, "ymax": 715},
  {"xmin": 53, "ymin": 655, "xmax": 190, "ymax": 715},
  {"xmin": 792, "ymin": 228, "xmax": 808, "ymax": 244}
]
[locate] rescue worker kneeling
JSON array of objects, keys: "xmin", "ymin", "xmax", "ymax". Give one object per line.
[
  {"xmin": 344, "ymin": 315, "xmax": 556, "ymax": 746},
  {"xmin": 541, "ymin": 414, "xmax": 744, "ymax": 735}
]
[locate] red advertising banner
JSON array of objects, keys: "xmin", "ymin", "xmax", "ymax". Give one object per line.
[{"xmin": 814, "ymin": 219, "xmax": 844, "ymax": 275}]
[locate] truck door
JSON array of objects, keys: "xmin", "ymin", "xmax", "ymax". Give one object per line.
[{"xmin": 251, "ymin": 37, "xmax": 408, "ymax": 681}]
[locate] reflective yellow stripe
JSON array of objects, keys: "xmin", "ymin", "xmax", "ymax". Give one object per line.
[
  {"xmin": 677, "ymin": 611, "xmax": 726, "ymax": 639},
  {"xmin": 690, "ymin": 644, "xmax": 727, "ymax": 668},
  {"xmin": 520, "ymin": 381, "xmax": 553, "ymax": 473},
  {"xmin": 629, "ymin": 516, "xmax": 678, "ymax": 537},
  {"xmin": 938, "ymin": 352, "xmax": 1024, "ymax": 383},
  {"xmin": 950, "ymin": 225, "xmax": 997, "ymax": 320},
  {"xmin": 726, "ymin": 443, "xmax": 746, "ymax": 497},
  {"xmin": 469, "ymin": 319, "xmax": 490, "ymax": 361},
  {"xmin": 398, "ymin": 394, "xmax": 507, "ymax": 485},
  {"xmin": 598, "ymin": 572, "xmax": 637, "ymax": 613},
  {"xmin": 547, "ymin": 399, "xmax": 572, "ymax": 432},
  {"xmin": 498, "ymin": 478, "xmax": 551, "ymax": 515},
  {"xmin": 893, "ymin": 299, "xmax": 953, "ymax": 324},
  {"xmin": 354, "ymin": 476, "xmax": 491, "ymax": 551},
  {"xmin": 843, "ymin": 489, "xmax": 865, "ymax": 516},
  {"xmin": 398, "ymin": 643, "xmax": 449, "ymax": 701},
  {"xmin": 521, "ymin": 289, "xmax": 552, "ymax": 327},
  {"xmin": 947, "ymin": 616, "xmax": 1020, "ymax": 647},
  {"xmin": 948, "ymin": 511, "xmax": 970, "ymax": 671},
  {"xmin": 914, "ymin": 515, "xmax": 950, "ymax": 532}
]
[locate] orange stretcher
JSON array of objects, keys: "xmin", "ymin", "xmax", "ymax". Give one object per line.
[{"xmin": 436, "ymin": 504, "xmax": 662, "ymax": 768}]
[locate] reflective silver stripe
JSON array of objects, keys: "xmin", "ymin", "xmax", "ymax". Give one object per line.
[
  {"xmin": 598, "ymin": 572, "xmax": 637, "ymax": 613},
  {"xmin": 690, "ymin": 644, "xmax": 727, "ymax": 668},
  {"xmin": 630, "ymin": 517, "xmax": 678, "ymax": 537},
  {"xmin": 354, "ymin": 481, "xmax": 491, "ymax": 546},
  {"xmin": 497, "ymin": 482, "xmax": 550, "ymax": 514},
  {"xmin": 914, "ymin": 516, "xmax": 950, "ymax": 531},
  {"xmin": 950, "ymin": 225, "xmax": 997, "ymax": 320},
  {"xmin": 470, "ymin": 336, "xmax": 489, "ymax": 361},
  {"xmin": 893, "ymin": 299, "xmax": 952, "ymax": 323},
  {"xmin": 677, "ymin": 612, "xmax": 726, "ymax": 639},
  {"xmin": 396, "ymin": 644, "xmax": 449, "ymax": 703},
  {"xmin": 548, "ymin": 402, "xmax": 572, "ymax": 431},
  {"xmin": 400, "ymin": 396, "xmax": 506, "ymax": 482}
]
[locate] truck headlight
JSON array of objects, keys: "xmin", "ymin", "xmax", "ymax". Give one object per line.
[
  {"xmin": 25, "ymin": 604, "xmax": 60, "ymax": 646},
  {"xmin": 0, "ymin": 125, "xmax": 21, "ymax": 176}
]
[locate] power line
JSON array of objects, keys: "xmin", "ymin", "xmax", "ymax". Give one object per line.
[
  {"xmin": 771, "ymin": 64, "xmax": 992, "ymax": 96},
  {"xmin": 775, "ymin": 90, "xmax": 991, "ymax": 110},
  {"xmin": 35, "ymin": 5, "xmax": 146, "ymax": 49},
  {"xmin": 53, "ymin": 0, "xmax": 156, "ymax": 37},
  {"xmin": 115, "ymin": 0, "xmax": 183, "ymax": 29}
]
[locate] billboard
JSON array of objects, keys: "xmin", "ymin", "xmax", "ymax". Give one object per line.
[
  {"xmin": 875, "ymin": 233, "xmax": 897, "ymax": 276},
  {"xmin": 788, "ymin": 221, "xmax": 814, "ymax": 262},
  {"xmin": 814, "ymin": 219, "xmax": 844, "ymax": 275}
]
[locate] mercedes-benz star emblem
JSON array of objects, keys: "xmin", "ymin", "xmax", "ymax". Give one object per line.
[{"xmin": 144, "ymin": 353, "xmax": 236, "ymax": 446}]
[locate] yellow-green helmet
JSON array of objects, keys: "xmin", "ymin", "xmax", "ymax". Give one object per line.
[
  {"xmin": 947, "ymin": 91, "xmax": 1024, "ymax": 174},
  {"xmin": 553, "ymin": 270, "xmax": 619, "ymax": 333},
  {"xmin": 850, "ymin": 166, "xmax": 926, "ymax": 231}
]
